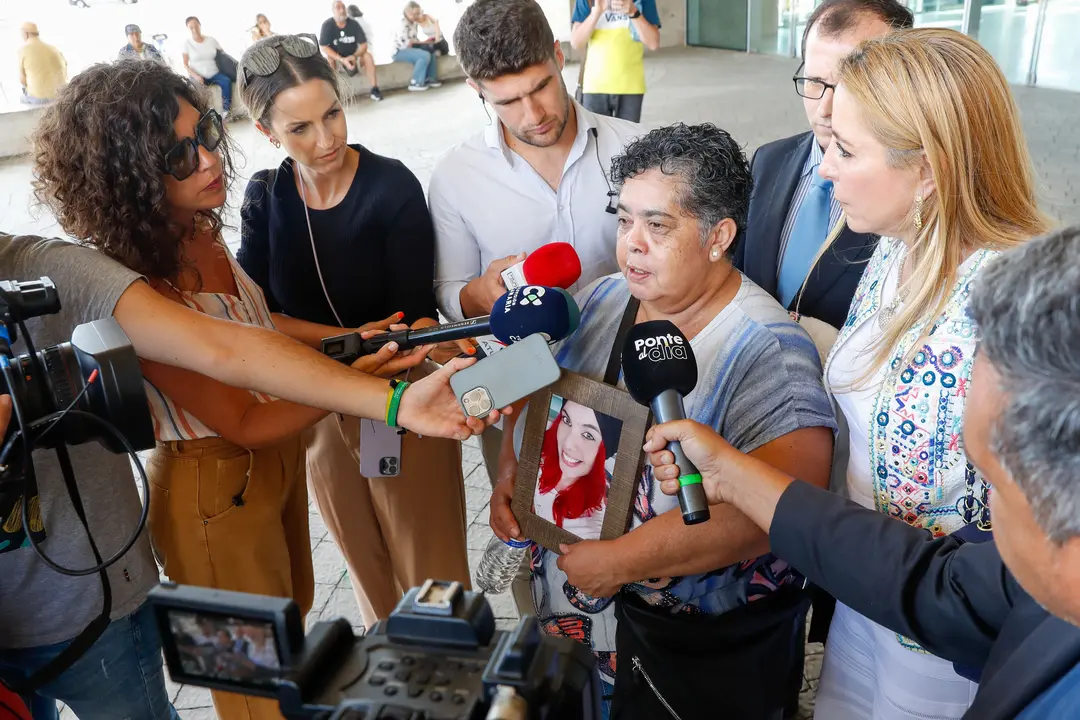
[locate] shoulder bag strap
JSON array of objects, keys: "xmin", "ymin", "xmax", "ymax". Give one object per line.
[{"xmin": 604, "ymin": 295, "xmax": 640, "ymax": 387}]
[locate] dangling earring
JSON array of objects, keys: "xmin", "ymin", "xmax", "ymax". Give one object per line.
[
  {"xmin": 914, "ymin": 194, "xmax": 924, "ymax": 231},
  {"xmin": 269, "ymin": 137, "xmax": 280, "ymax": 149}
]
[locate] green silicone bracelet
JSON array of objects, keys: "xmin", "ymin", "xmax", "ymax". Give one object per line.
[
  {"xmin": 386, "ymin": 380, "xmax": 410, "ymax": 428},
  {"xmin": 679, "ymin": 473, "xmax": 703, "ymax": 487}
]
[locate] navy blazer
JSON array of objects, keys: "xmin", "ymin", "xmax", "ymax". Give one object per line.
[
  {"xmin": 772, "ymin": 481, "xmax": 1080, "ymax": 719},
  {"xmin": 736, "ymin": 132, "xmax": 878, "ymax": 329}
]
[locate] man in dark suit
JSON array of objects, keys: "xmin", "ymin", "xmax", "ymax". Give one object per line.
[
  {"xmin": 647, "ymin": 225, "xmax": 1080, "ymax": 718},
  {"xmin": 736, "ymin": 0, "xmax": 913, "ymax": 328}
]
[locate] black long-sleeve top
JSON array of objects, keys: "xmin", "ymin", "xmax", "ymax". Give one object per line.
[{"xmin": 238, "ymin": 144, "xmax": 438, "ymax": 328}]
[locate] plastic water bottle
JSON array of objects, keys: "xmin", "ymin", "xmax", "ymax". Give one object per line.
[{"xmin": 475, "ymin": 536, "xmax": 530, "ymax": 594}]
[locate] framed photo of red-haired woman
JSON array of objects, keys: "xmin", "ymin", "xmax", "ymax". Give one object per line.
[{"xmin": 512, "ymin": 371, "xmax": 650, "ymax": 551}]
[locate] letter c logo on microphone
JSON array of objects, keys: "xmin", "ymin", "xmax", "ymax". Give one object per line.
[
  {"xmin": 519, "ymin": 286, "xmax": 546, "ymax": 306},
  {"xmin": 633, "ymin": 333, "xmax": 687, "ymax": 362}
]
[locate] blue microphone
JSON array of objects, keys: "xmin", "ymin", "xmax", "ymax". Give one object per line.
[{"xmin": 320, "ymin": 286, "xmax": 580, "ymax": 362}]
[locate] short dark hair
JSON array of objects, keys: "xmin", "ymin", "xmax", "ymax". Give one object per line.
[
  {"xmin": 801, "ymin": 0, "xmax": 913, "ymax": 57},
  {"xmin": 610, "ymin": 123, "xmax": 754, "ymax": 246},
  {"xmin": 185, "ymin": 16, "xmax": 200, "ymax": 26},
  {"xmin": 454, "ymin": 0, "xmax": 555, "ymax": 82},
  {"xmin": 238, "ymin": 36, "xmax": 342, "ymax": 127}
]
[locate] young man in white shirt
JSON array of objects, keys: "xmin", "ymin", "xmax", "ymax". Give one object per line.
[{"xmin": 430, "ymin": 0, "xmax": 643, "ymax": 477}]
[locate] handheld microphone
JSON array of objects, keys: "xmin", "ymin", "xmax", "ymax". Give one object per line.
[
  {"xmin": 621, "ymin": 320, "xmax": 710, "ymax": 525},
  {"xmin": 500, "ymin": 243, "xmax": 582, "ymax": 292},
  {"xmin": 321, "ymin": 286, "xmax": 581, "ymax": 362}
]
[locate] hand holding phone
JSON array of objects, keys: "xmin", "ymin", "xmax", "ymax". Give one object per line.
[{"xmin": 450, "ymin": 334, "xmax": 560, "ymax": 418}]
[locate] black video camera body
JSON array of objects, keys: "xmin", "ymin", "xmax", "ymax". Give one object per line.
[
  {"xmin": 0, "ymin": 278, "xmax": 154, "ymax": 521},
  {"xmin": 149, "ymin": 580, "xmax": 602, "ymax": 720}
]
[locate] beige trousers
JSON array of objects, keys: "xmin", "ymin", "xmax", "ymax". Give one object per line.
[
  {"xmin": 306, "ymin": 415, "xmax": 471, "ymax": 629},
  {"xmin": 147, "ymin": 435, "xmax": 313, "ymax": 720}
]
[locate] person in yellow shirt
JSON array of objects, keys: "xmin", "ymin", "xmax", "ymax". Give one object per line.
[
  {"xmin": 17, "ymin": 22, "xmax": 67, "ymax": 105},
  {"xmin": 570, "ymin": 0, "xmax": 660, "ymax": 122}
]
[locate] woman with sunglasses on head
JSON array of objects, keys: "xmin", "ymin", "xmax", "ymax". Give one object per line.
[
  {"xmin": 236, "ymin": 34, "xmax": 475, "ymax": 630},
  {"xmin": 30, "ymin": 59, "xmax": 447, "ymax": 720}
]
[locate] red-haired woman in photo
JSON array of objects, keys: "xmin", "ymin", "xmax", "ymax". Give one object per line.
[{"xmin": 533, "ymin": 399, "xmax": 618, "ymax": 540}]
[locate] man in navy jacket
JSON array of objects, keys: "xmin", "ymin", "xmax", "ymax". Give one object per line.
[
  {"xmin": 736, "ymin": 0, "xmax": 913, "ymax": 328},
  {"xmin": 647, "ymin": 225, "xmax": 1080, "ymax": 719}
]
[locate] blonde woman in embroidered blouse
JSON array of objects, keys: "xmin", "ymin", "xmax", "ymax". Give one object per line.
[{"xmin": 802, "ymin": 29, "xmax": 1051, "ymax": 720}]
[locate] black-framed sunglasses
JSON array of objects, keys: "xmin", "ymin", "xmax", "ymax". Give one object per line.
[
  {"xmin": 163, "ymin": 109, "xmax": 224, "ymax": 181},
  {"xmin": 792, "ymin": 63, "xmax": 838, "ymax": 100},
  {"xmin": 242, "ymin": 33, "xmax": 321, "ymax": 81}
]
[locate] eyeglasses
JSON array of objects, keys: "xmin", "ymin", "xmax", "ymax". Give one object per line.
[
  {"xmin": 792, "ymin": 64, "xmax": 838, "ymax": 100},
  {"xmin": 242, "ymin": 33, "xmax": 321, "ymax": 81},
  {"xmin": 163, "ymin": 109, "xmax": 224, "ymax": 181}
]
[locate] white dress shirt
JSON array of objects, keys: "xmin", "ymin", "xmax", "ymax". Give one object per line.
[{"xmin": 429, "ymin": 98, "xmax": 643, "ymax": 321}]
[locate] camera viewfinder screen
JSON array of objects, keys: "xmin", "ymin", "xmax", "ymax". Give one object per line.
[{"xmin": 168, "ymin": 610, "xmax": 282, "ymax": 689}]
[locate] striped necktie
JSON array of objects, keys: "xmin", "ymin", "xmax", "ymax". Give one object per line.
[{"xmin": 778, "ymin": 171, "xmax": 833, "ymax": 308}]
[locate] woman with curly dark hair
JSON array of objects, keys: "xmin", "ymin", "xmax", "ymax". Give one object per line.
[{"xmin": 31, "ymin": 59, "xmax": 433, "ymax": 720}]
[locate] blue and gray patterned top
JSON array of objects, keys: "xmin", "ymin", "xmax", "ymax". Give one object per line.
[{"xmin": 526, "ymin": 272, "xmax": 837, "ymax": 685}]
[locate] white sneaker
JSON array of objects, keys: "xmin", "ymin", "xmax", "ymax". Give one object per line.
[
  {"xmin": 426, "ymin": 80, "xmax": 443, "ymax": 88},
  {"xmin": 408, "ymin": 83, "xmax": 429, "ymax": 92}
]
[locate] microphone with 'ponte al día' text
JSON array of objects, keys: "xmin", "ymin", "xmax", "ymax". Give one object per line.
[
  {"xmin": 321, "ymin": 285, "xmax": 580, "ymax": 363},
  {"xmin": 621, "ymin": 320, "xmax": 710, "ymax": 525},
  {"xmin": 500, "ymin": 242, "xmax": 582, "ymax": 293}
]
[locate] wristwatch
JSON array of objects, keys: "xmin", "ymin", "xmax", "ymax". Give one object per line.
[{"xmin": 628, "ymin": 8, "xmax": 642, "ymax": 19}]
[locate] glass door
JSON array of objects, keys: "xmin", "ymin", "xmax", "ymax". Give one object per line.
[
  {"xmin": 1029, "ymin": 0, "xmax": 1080, "ymax": 91},
  {"xmin": 687, "ymin": 0, "xmax": 749, "ymax": 50}
]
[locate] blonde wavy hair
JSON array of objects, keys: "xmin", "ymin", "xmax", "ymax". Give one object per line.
[{"xmin": 801, "ymin": 28, "xmax": 1051, "ymax": 378}]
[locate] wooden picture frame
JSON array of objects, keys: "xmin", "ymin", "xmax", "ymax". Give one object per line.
[{"xmin": 512, "ymin": 371, "xmax": 650, "ymax": 551}]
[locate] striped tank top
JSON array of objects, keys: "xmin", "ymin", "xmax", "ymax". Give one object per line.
[{"xmin": 144, "ymin": 244, "xmax": 277, "ymax": 442}]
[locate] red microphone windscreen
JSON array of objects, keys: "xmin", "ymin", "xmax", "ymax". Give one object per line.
[{"xmin": 520, "ymin": 242, "xmax": 582, "ymax": 289}]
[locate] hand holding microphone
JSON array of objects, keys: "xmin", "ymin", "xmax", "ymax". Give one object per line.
[
  {"xmin": 461, "ymin": 243, "xmax": 583, "ymax": 321},
  {"xmin": 321, "ymin": 284, "xmax": 581, "ymax": 362},
  {"xmin": 500, "ymin": 242, "xmax": 582, "ymax": 292},
  {"xmin": 621, "ymin": 320, "xmax": 710, "ymax": 525}
]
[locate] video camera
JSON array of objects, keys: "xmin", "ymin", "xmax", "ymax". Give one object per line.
[
  {"xmin": 0, "ymin": 277, "xmax": 156, "ymax": 696},
  {"xmin": 0, "ymin": 278, "xmax": 153, "ymax": 484},
  {"xmin": 149, "ymin": 580, "xmax": 602, "ymax": 720}
]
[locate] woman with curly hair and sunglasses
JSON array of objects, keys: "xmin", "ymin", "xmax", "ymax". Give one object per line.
[
  {"xmin": 30, "ymin": 58, "xmax": 442, "ymax": 720},
  {"xmin": 236, "ymin": 34, "xmax": 475, "ymax": 632}
]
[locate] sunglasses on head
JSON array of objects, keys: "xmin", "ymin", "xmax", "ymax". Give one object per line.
[
  {"xmin": 242, "ymin": 33, "xmax": 321, "ymax": 81},
  {"xmin": 163, "ymin": 109, "xmax": 224, "ymax": 181}
]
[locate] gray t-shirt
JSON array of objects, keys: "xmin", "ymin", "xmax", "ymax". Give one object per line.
[{"xmin": 0, "ymin": 234, "xmax": 158, "ymax": 648}]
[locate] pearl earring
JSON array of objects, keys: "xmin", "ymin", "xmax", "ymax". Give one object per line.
[{"xmin": 914, "ymin": 194, "xmax": 924, "ymax": 231}]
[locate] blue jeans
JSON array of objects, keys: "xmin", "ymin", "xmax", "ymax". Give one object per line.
[
  {"xmin": 0, "ymin": 602, "xmax": 179, "ymax": 720},
  {"xmin": 207, "ymin": 72, "xmax": 232, "ymax": 111},
  {"xmin": 393, "ymin": 47, "xmax": 438, "ymax": 86}
]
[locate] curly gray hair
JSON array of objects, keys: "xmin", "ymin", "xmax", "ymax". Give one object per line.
[
  {"xmin": 609, "ymin": 123, "xmax": 753, "ymax": 248},
  {"xmin": 969, "ymin": 224, "xmax": 1080, "ymax": 543}
]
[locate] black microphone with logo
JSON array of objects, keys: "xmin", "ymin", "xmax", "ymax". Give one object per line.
[{"xmin": 621, "ymin": 320, "xmax": 710, "ymax": 525}]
